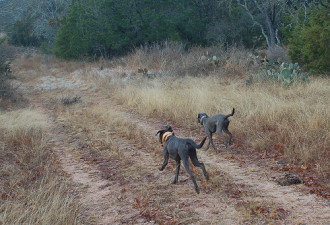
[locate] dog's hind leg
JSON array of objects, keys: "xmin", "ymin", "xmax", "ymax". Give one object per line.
[
  {"xmin": 182, "ymin": 159, "xmax": 200, "ymax": 194},
  {"xmin": 173, "ymin": 159, "xmax": 181, "ymax": 184},
  {"xmin": 216, "ymin": 125, "xmax": 228, "ymax": 147},
  {"xmin": 223, "ymin": 120, "xmax": 232, "ymax": 145},
  {"xmin": 190, "ymin": 156, "xmax": 209, "ymax": 180},
  {"xmin": 223, "ymin": 128, "xmax": 232, "ymax": 145}
]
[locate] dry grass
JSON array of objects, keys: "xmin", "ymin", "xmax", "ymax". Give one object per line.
[
  {"xmin": 5, "ymin": 42, "xmax": 329, "ymax": 222},
  {"xmin": 11, "ymin": 43, "xmax": 328, "ymax": 180},
  {"xmin": 77, "ymin": 42, "xmax": 328, "ymax": 179},
  {"xmin": 0, "ymin": 109, "xmax": 81, "ymax": 224},
  {"xmin": 109, "ymin": 75, "xmax": 329, "ymax": 173},
  {"xmin": 55, "ymin": 98, "xmax": 288, "ymax": 224},
  {"xmin": 98, "ymin": 42, "xmax": 253, "ymax": 78}
]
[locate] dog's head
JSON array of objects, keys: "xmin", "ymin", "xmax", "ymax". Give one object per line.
[
  {"xmin": 197, "ymin": 113, "xmax": 208, "ymax": 124},
  {"xmin": 156, "ymin": 125, "xmax": 173, "ymax": 145}
]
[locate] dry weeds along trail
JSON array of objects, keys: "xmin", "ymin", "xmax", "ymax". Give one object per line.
[{"xmin": 14, "ymin": 55, "xmax": 329, "ymax": 224}]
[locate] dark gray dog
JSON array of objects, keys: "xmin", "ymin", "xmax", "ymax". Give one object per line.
[
  {"xmin": 197, "ymin": 108, "xmax": 235, "ymax": 153},
  {"xmin": 156, "ymin": 125, "xmax": 209, "ymax": 194}
]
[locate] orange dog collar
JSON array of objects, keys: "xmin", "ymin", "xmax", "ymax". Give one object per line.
[{"xmin": 161, "ymin": 132, "xmax": 173, "ymax": 146}]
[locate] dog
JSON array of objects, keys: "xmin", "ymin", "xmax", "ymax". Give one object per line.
[
  {"xmin": 156, "ymin": 125, "xmax": 209, "ymax": 194},
  {"xmin": 197, "ymin": 108, "xmax": 235, "ymax": 153}
]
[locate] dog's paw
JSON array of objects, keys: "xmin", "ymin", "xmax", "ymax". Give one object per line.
[
  {"xmin": 195, "ymin": 188, "xmax": 200, "ymax": 194},
  {"xmin": 158, "ymin": 167, "xmax": 164, "ymax": 171}
]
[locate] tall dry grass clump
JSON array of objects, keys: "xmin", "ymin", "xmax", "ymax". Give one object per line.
[{"xmin": 0, "ymin": 109, "xmax": 81, "ymax": 224}]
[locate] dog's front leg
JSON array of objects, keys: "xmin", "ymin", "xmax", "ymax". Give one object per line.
[
  {"xmin": 159, "ymin": 148, "xmax": 169, "ymax": 171},
  {"xmin": 172, "ymin": 159, "xmax": 181, "ymax": 184}
]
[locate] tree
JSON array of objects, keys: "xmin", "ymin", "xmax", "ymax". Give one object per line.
[
  {"xmin": 0, "ymin": 0, "xmax": 69, "ymax": 46},
  {"xmin": 0, "ymin": 0, "xmax": 29, "ymax": 31},
  {"xmin": 205, "ymin": 0, "xmax": 262, "ymax": 48},
  {"xmin": 8, "ymin": 15, "xmax": 40, "ymax": 46},
  {"xmin": 236, "ymin": 0, "xmax": 287, "ymax": 50},
  {"xmin": 54, "ymin": 0, "xmax": 213, "ymax": 58},
  {"xmin": 288, "ymin": 6, "xmax": 329, "ymax": 73},
  {"xmin": 29, "ymin": 0, "xmax": 70, "ymax": 45}
]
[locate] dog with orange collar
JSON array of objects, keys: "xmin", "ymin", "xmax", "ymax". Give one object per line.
[{"xmin": 156, "ymin": 125, "xmax": 208, "ymax": 194}]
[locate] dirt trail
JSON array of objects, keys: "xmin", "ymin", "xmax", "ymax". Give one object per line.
[
  {"xmin": 14, "ymin": 58, "xmax": 329, "ymax": 224},
  {"xmin": 30, "ymin": 98, "xmax": 242, "ymax": 224},
  {"xmin": 114, "ymin": 103, "xmax": 330, "ymax": 224},
  {"xmin": 31, "ymin": 103, "xmax": 124, "ymax": 224}
]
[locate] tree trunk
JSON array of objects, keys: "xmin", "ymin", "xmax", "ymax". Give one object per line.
[{"xmin": 265, "ymin": 13, "xmax": 276, "ymax": 50}]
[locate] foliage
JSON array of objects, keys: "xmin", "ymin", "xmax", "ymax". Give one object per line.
[
  {"xmin": 54, "ymin": 0, "xmax": 177, "ymax": 58},
  {"xmin": 0, "ymin": 42, "xmax": 15, "ymax": 99},
  {"xmin": 54, "ymin": 0, "xmax": 265, "ymax": 59},
  {"xmin": 287, "ymin": 6, "xmax": 329, "ymax": 74},
  {"xmin": 205, "ymin": 2, "xmax": 262, "ymax": 48},
  {"xmin": 8, "ymin": 15, "xmax": 40, "ymax": 47}
]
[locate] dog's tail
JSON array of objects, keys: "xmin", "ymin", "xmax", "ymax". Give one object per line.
[
  {"xmin": 195, "ymin": 136, "xmax": 207, "ymax": 149},
  {"xmin": 224, "ymin": 108, "xmax": 235, "ymax": 119}
]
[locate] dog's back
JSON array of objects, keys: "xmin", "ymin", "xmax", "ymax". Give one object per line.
[{"xmin": 166, "ymin": 136, "xmax": 206, "ymax": 152}]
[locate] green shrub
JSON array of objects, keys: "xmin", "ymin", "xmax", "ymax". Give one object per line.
[
  {"xmin": 53, "ymin": 0, "xmax": 217, "ymax": 59},
  {"xmin": 54, "ymin": 0, "xmax": 178, "ymax": 59},
  {"xmin": 8, "ymin": 15, "xmax": 40, "ymax": 47},
  {"xmin": 0, "ymin": 43, "xmax": 15, "ymax": 99},
  {"xmin": 288, "ymin": 6, "xmax": 329, "ymax": 74}
]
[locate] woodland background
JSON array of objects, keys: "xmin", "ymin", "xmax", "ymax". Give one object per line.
[{"xmin": 0, "ymin": 0, "xmax": 329, "ymax": 73}]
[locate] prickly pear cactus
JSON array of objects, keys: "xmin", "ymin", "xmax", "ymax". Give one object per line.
[
  {"xmin": 248, "ymin": 58, "xmax": 311, "ymax": 85},
  {"xmin": 200, "ymin": 52, "xmax": 220, "ymax": 66}
]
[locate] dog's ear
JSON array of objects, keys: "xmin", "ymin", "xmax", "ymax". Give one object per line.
[
  {"xmin": 155, "ymin": 130, "xmax": 164, "ymax": 136},
  {"xmin": 156, "ymin": 129, "xmax": 166, "ymax": 143},
  {"xmin": 165, "ymin": 125, "xmax": 173, "ymax": 132},
  {"xmin": 197, "ymin": 113, "xmax": 201, "ymax": 123}
]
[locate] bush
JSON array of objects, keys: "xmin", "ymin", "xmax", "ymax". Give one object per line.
[
  {"xmin": 8, "ymin": 15, "xmax": 40, "ymax": 47},
  {"xmin": 54, "ymin": 0, "xmax": 179, "ymax": 59},
  {"xmin": 0, "ymin": 42, "xmax": 15, "ymax": 99},
  {"xmin": 288, "ymin": 6, "xmax": 329, "ymax": 74},
  {"xmin": 53, "ymin": 0, "xmax": 225, "ymax": 59},
  {"xmin": 0, "ymin": 42, "xmax": 21, "ymax": 108}
]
